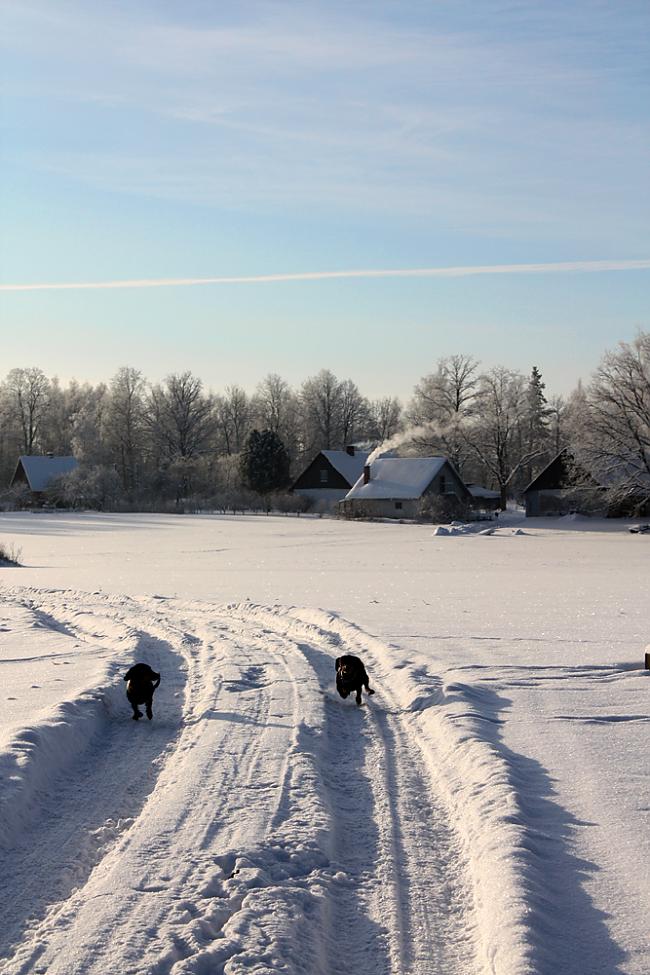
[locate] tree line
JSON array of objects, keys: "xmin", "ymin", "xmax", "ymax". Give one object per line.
[{"xmin": 0, "ymin": 329, "xmax": 648, "ymax": 512}]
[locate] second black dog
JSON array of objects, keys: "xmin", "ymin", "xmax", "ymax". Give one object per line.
[
  {"xmin": 335, "ymin": 654, "xmax": 375, "ymax": 706},
  {"xmin": 124, "ymin": 663, "xmax": 161, "ymax": 721}
]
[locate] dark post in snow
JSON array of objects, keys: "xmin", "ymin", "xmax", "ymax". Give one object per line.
[{"xmin": 645, "ymin": 649, "xmax": 650, "ymax": 670}]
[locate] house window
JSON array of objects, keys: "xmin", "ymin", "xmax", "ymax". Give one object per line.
[
  {"xmin": 439, "ymin": 474, "xmax": 446, "ymax": 494},
  {"xmin": 395, "ymin": 501, "xmax": 403, "ymax": 510},
  {"xmin": 320, "ymin": 469, "xmax": 328, "ymax": 484}
]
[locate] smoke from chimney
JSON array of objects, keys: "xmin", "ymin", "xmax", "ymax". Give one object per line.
[{"xmin": 365, "ymin": 420, "xmax": 449, "ymax": 466}]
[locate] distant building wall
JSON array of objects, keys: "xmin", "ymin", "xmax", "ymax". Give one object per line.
[
  {"xmin": 423, "ymin": 466, "xmax": 469, "ymax": 502},
  {"xmin": 340, "ymin": 497, "xmax": 419, "ymax": 519},
  {"xmin": 525, "ymin": 488, "xmax": 605, "ymax": 517}
]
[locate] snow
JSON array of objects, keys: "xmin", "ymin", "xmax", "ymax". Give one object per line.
[
  {"xmin": 346, "ymin": 456, "xmax": 447, "ymax": 499},
  {"xmin": 0, "ymin": 510, "xmax": 649, "ymax": 974}
]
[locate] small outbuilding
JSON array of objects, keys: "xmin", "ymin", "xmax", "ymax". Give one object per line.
[
  {"xmin": 10, "ymin": 455, "xmax": 79, "ymax": 501},
  {"xmin": 339, "ymin": 456, "xmax": 472, "ymax": 520},
  {"xmin": 291, "ymin": 446, "xmax": 370, "ymax": 510},
  {"xmin": 466, "ymin": 483, "xmax": 501, "ymax": 514}
]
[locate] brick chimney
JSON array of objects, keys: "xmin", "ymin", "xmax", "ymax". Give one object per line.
[
  {"xmin": 363, "ymin": 464, "xmax": 370, "ymax": 484},
  {"xmin": 345, "ymin": 445, "xmax": 355, "ymax": 456}
]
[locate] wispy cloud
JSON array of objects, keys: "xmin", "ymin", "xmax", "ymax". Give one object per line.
[
  {"xmin": 3, "ymin": 3, "xmax": 649, "ymax": 252},
  {"xmin": 3, "ymin": 260, "xmax": 649, "ymax": 292}
]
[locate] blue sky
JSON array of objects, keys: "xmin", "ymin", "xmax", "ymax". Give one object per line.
[{"xmin": 1, "ymin": 0, "xmax": 648, "ymax": 401}]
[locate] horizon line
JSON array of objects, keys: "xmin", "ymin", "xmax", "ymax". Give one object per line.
[{"xmin": 2, "ymin": 259, "xmax": 650, "ymax": 292}]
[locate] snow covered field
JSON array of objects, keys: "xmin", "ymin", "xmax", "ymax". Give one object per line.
[{"xmin": 0, "ymin": 510, "xmax": 648, "ymax": 975}]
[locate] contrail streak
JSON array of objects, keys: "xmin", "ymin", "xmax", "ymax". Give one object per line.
[{"xmin": 2, "ymin": 259, "xmax": 649, "ymax": 292}]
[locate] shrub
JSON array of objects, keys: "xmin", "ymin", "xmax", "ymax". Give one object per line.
[
  {"xmin": 0, "ymin": 541, "xmax": 22, "ymax": 566},
  {"xmin": 418, "ymin": 493, "xmax": 471, "ymax": 523}
]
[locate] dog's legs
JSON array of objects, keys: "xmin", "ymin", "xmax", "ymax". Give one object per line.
[
  {"xmin": 356, "ymin": 686, "xmax": 363, "ymax": 706},
  {"xmin": 127, "ymin": 693, "xmax": 143, "ymax": 720},
  {"xmin": 145, "ymin": 694, "xmax": 153, "ymax": 721}
]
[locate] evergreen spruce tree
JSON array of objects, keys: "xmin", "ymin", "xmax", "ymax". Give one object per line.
[
  {"xmin": 521, "ymin": 365, "xmax": 552, "ymax": 486},
  {"xmin": 526, "ymin": 367, "xmax": 550, "ymax": 439},
  {"xmin": 239, "ymin": 429, "xmax": 291, "ymax": 496}
]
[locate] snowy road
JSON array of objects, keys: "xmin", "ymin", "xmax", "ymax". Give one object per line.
[{"xmin": 0, "ymin": 590, "xmax": 477, "ymax": 975}]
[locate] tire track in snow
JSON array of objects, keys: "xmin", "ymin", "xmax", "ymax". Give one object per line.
[
  {"xmin": 1, "ymin": 593, "xmax": 478, "ymax": 975},
  {"xmin": 282, "ymin": 622, "xmax": 477, "ymax": 975},
  {"xmin": 368, "ymin": 705, "xmax": 476, "ymax": 974}
]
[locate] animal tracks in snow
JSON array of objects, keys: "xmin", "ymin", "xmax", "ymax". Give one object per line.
[{"xmin": 0, "ymin": 590, "xmax": 478, "ymax": 975}]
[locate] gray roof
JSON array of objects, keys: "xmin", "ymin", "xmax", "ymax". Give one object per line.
[
  {"xmin": 321, "ymin": 449, "xmax": 370, "ymax": 485},
  {"xmin": 14, "ymin": 455, "xmax": 78, "ymax": 491},
  {"xmin": 346, "ymin": 456, "xmax": 448, "ymax": 500},
  {"xmin": 466, "ymin": 483, "xmax": 501, "ymax": 499}
]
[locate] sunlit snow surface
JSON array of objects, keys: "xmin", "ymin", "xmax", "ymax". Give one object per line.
[{"xmin": 0, "ymin": 510, "xmax": 648, "ymax": 975}]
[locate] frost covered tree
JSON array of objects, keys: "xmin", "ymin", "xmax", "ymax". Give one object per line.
[
  {"xmin": 408, "ymin": 354, "xmax": 479, "ymax": 471},
  {"xmin": 42, "ymin": 379, "xmax": 89, "ymax": 455},
  {"xmin": 461, "ymin": 367, "xmax": 529, "ymax": 507},
  {"xmin": 214, "ymin": 385, "xmax": 251, "ymax": 455},
  {"xmin": 102, "ymin": 367, "xmax": 146, "ymax": 494},
  {"xmin": 147, "ymin": 372, "xmax": 214, "ymax": 462},
  {"xmin": 253, "ymin": 374, "xmax": 290, "ymax": 435},
  {"xmin": 300, "ymin": 369, "xmax": 344, "ymax": 454},
  {"xmin": 2, "ymin": 367, "xmax": 51, "ymax": 453},
  {"xmin": 572, "ymin": 332, "xmax": 650, "ymax": 507},
  {"xmin": 239, "ymin": 429, "xmax": 291, "ymax": 496},
  {"xmin": 251, "ymin": 374, "xmax": 300, "ymax": 462},
  {"xmin": 39, "ymin": 378, "xmax": 74, "ymax": 454},
  {"xmin": 368, "ymin": 397, "xmax": 402, "ymax": 441},
  {"xmin": 547, "ymin": 394, "xmax": 567, "ymax": 454},
  {"xmin": 69, "ymin": 383, "xmax": 109, "ymax": 466},
  {"xmin": 524, "ymin": 367, "xmax": 551, "ymax": 443},
  {"xmin": 339, "ymin": 379, "xmax": 370, "ymax": 446},
  {"xmin": 146, "ymin": 372, "xmax": 215, "ymax": 500},
  {"xmin": 410, "ymin": 354, "xmax": 480, "ymax": 424},
  {"xmin": 518, "ymin": 366, "xmax": 553, "ymax": 487}
]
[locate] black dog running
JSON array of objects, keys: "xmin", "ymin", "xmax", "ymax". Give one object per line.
[
  {"xmin": 124, "ymin": 663, "xmax": 161, "ymax": 721},
  {"xmin": 335, "ymin": 654, "xmax": 375, "ymax": 706}
]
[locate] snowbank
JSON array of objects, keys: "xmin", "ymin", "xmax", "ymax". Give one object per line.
[{"xmin": 0, "ymin": 666, "xmax": 121, "ymax": 850}]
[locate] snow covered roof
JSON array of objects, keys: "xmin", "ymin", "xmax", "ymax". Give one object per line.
[
  {"xmin": 466, "ymin": 483, "xmax": 501, "ymax": 499},
  {"xmin": 321, "ymin": 449, "xmax": 370, "ymax": 485},
  {"xmin": 14, "ymin": 455, "xmax": 78, "ymax": 492},
  {"xmin": 345, "ymin": 456, "xmax": 448, "ymax": 500}
]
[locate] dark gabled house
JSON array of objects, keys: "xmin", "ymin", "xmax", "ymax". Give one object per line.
[
  {"xmin": 291, "ymin": 446, "xmax": 370, "ymax": 510},
  {"xmin": 522, "ymin": 449, "xmax": 600, "ymax": 516},
  {"xmin": 522, "ymin": 448, "xmax": 650, "ymax": 517},
  {"xmin": 339, "ymin": 455, "xmax": 472, "ymax": 520},
  {"xmin": 10, "ymin": 455, "xmax": 78, "ymax": 501}
]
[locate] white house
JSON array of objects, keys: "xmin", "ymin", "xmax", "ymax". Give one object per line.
[{"xmin": 339, "ymin": 456, "xmax": 472, "ymax": 519}]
